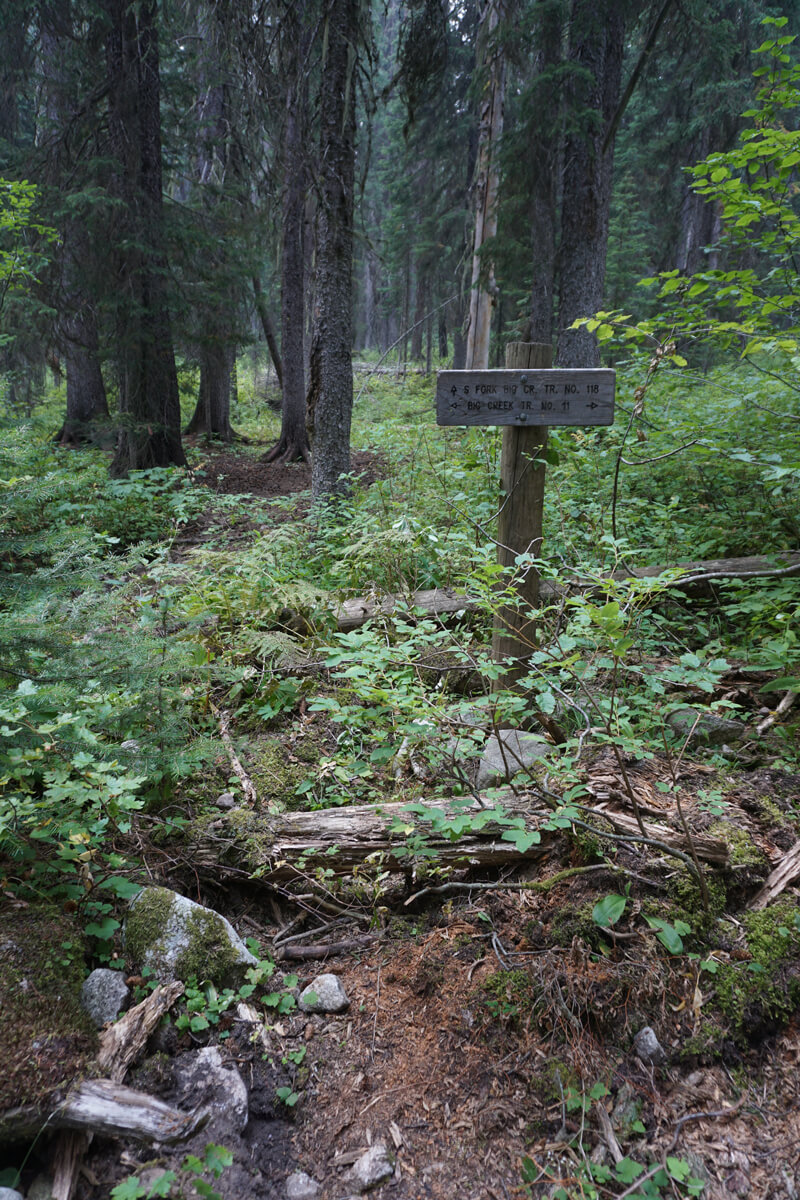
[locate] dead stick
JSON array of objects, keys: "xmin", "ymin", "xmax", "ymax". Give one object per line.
[
  {"xmin": 756, "ymin": 689, "xmax": 798, "ymax": 735},
  {"xmin": 210, "ymin": 700, "xmax": 258, "ymax": 808},
  {"xmin": 276, "ymin": 934, "xmax": 380, "ymax": 961}
]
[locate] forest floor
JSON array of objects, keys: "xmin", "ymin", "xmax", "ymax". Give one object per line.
[{"xmin": 4, "ymin": 443, "xmax": 800, "ymax": 1200}]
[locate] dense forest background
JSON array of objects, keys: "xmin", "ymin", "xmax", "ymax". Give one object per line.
[{"xmin": 2, "ymin": 0, "xmax": 799, "ymax": 484}]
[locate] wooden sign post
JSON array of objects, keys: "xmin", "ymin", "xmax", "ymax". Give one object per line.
[{"xmin": 436, "ymin": 342, "xmax": 615, "ymax": 680}]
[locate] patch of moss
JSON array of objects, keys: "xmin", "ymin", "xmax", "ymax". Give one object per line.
[
  {"xmin": 547, "ymin": 901, "xmax": 606, "ymax": 950},
  {"xmin": 676, "ymin": 1020, "xmax": 727, "ymax": 1064},
  {"xmin": 244, "ymin": 737, "xmax": 318, "ymax": 811},
  {"xmin": 668, "ymin": 869, "xmax": 727, "ymax": 932},
  {"xmin": 176, "ymin": 905, "xmax": 244, "ymax": 983},
  {"xmin": 714, "ymin": 901, "xmax": 800, "ymax": 1041},
  {"xmin": 124, "ymin": 885, "xmax": 176, "ymax": 967},
  {"xmin": 0, "ymin": 905, "xmax": 97, "ymax": 1111},
  {"xmin": 528, "ymin": 1059, "xmax": 579, "ymax": 1105},
  {"xmin": 481, "ymin": 968, "xmax": 532, "ymax": 1023},
  {"xmin": 709, "ymin": 822, "xmax": 770, "ymax": 882}
]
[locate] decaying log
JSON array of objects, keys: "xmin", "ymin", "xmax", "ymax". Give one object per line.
[
  {"xmin": 597, "ymin": 809, "xmax": 731, "ymax": 865},
  {"xmin": 336, "ymin": 587, "xmax": 480, "ymax": 632},
  {"xmin": 276, "ymin": 933, "xmax": 381, "ymax": 961},
  {"xmin": 335, "ymin": 553, "xmax": 800, "ymax": 631},
  {"xmin": 191, "ymin": 794, "xmax": 729, "ymax": 884},
  {"xmin": 749, "ymin": 840, "xmax": 800, "ymax": 911},
  {"xmin": 193, "ymin": 795, "xmax": 546, "ymax": 882},
  {"xmin": 96, "ymin": 980, "xmax": 184, "ymax": 1082},
  {"xmin": 51, "ymin": 1133, "xmax": 89, "ymax": 1200},
  {"xmin": 55, "ymin": 1080, "xmax": 207, "ymax": 1144},
  {"xmin": 50, "ymin": 981, "xmax": 185, "ymax": 1200}
]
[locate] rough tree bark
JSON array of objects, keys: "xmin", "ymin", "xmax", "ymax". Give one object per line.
[
  {"xmin": 526, "ymin": 1, "xmax": 565, "ymax": 345},
  {"xmin": 465, "ymin": 0, "xmax": 506, "ymax": 371},
  {"xmin": 676, "ymin": 129, "xmax": 722, "ymax": 275},
  {"xmin": 105, "ymin": 0, "xmax": 185, "ymax": 474},
  {"xmin": 309, "ymin": 0, "xmax": 360, "ymax": 501},
  {"xmin": 185, "ymin": 342, "xmax": 236, "ymax": 439},
  {"xmin": 184, "ymin": 10, "xmax": 238, "ymax": 442},
  {"xmin": 38, "ymin": 17, "xmax": 110, "ymax": 446},
  {"xmin": 555, "ymin": 0, "xmax": 625, "ymax": 368},
  {"xmin": 263, "ymin": 0, "xmax": 312, "ymax": 466}
]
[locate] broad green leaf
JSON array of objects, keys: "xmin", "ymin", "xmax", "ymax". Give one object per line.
[{"xmin": 592, "ymin": 894, "xmax": 626, "ymax": 928}]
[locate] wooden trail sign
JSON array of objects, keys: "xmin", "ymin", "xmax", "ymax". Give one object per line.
[
  {"xmin": 437, "ymin": 344, "xmax": 616, "ymax": 682},
  {"xmin": 436, "ymin": 369, "xmax": 615, "ymax": 427}
]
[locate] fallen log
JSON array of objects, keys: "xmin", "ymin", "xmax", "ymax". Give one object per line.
[
  {"xmin": 335, "ymin": 553, "xmax": 800, "ymax": 631},
  {"xmin": 336, "ymin": 587, "xmax": 479, "ymax": 632},
  {"xmin": 55, "ymin": 1079, "xmax": 207, "ymax": 1144},
  {"xmin": 276, "ymin": 933, "xmax": 381, "ymax": 961},
  {"xmin": 96, "ymin": 981, "xmax": 184, "ymax": 1082},
  {"xmin": 50, "ymin": 981, "xmax": 185, "ymax": 1200},
  {"xmin": 748, "ymin": 839, "xmax": 800, "ymax": 910},
  {"xmin": 191, "ymin": 794, "xmax": 728, "ymax": 884}
]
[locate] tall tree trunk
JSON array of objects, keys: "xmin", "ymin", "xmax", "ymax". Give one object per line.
[
  {"xmin": 55, "ymin": 294, "xmax": 110, "ymax": 445},
  {"xmin": 309, "ymin": 0, "xmax": 359, "ymax": 502},
  {"xmin": 184, "ymin": 7, "xmax": 237, "ymax": 442},
  {"xmin": 527, "ymin": 2, "xmax": 565, "ymax": 345},
  {"xmin": 38, "ymin": 19, "xmax": 110, "ymax": 445},
  {"xmin": 264, "ymin": 5, "xmax": 311, "ymax": 466},
  {"xmin": 676, "ymin": 129, "xmax": 722, "ymax": 275},
  {"xmin": 410, "ymin": 266, "xmax": 428, "ymax": 361},
  {"xmin": 555, "ymin": 0, "xmax": 625, "ymax": 368},
  {"xmin": 105, "ymin": 0, "xmax": 185, "ymax": 475},
  {"xmin": 185, "ymin": 342, "xmax": 235, "ymax": 439},
  {"xmin": 252, "ymin": 275, "xmax": 283, "ymax": 387},
  {"xmin": 465, "ymin": 0, "xmax": 506, "ymax": 371}
]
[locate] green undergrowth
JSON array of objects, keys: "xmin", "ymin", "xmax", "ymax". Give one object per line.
[{"xmin": 1, "ymin": 346, "xmax": 799, "ymax": 1021}]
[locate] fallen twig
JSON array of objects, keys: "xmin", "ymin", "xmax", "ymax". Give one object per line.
[
  {"xmin": 756, "ymin": 689, "xmax": 798, "ymax": 735},
  {"xmin": 275, "ymin": 933, "xmax": 381, "ymax": 961},
  {"xmin": 209, "ymin": 700, "xmax": 259, "ymax": 808}
]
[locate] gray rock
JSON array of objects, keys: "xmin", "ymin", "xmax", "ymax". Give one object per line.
[
  {"xmin": 172, "ymin": 1046, "xmax": 248, "ymax": 1133},
  {"xmin": 285, "ymin": 1171, "xmax": 321, "ymax": 1200},
  {"xmin": 26, "ymin": 1178, "xmax": 54, "ymax": 1200},
  {"xmin": 124, "ymin": 886, "xmax": 257, "ymax": 988},
  {"xmin": 633, "ymin": 1026, "xmax": 666, "ymax": 1066},
  {"xmin": 215, "ymin": 791, "xmax": 236, "ymax": 809},
  {"xmin": 80, "ymin": 968, "xmax": 131, "ymax": 1028},
  {"xmin": 298, "ymin": 974, "xmax": 349, "ymax": 1014},
  {"xmin": 610, "ymin": 1082, "xmax": 641, "ymax": 1132},
  {"xmin": 666, "ymin": 707, "xmax": 747, "ymax": 746},
  {"xmin": 476, "ymin": 730, "xmax": 550, "ymax": 789},
  {"xmin": 0, "ymin": 1188, "xmax": 24, "ymax": 1200},
  {"xmin": 351, "ymin": 1143, "xmax": 394, "ymax": 1190}
]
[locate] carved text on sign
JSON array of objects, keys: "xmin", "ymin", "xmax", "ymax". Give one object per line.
[{"xmin": 436, "ymin": 369, "xmax": 615, "ymax": 427}]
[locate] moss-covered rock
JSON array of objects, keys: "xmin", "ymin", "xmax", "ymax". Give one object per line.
[{"xmin": 124, "ymin": 886, "xmax": 257, "ymax": 988}]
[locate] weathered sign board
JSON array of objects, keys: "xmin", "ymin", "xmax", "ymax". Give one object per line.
[
  {"xmin": 436, "ymin": 368, "xmax": 615, "ymax": 427},
  {"xmin": 436, "ymin": 352, "xmax": 616, "ymax": 681}
]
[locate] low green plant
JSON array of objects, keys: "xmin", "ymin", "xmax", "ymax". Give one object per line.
[
  {"xmin": 521, "ymin": 1076, "xmax": 706, "ymax": 1198},
  {"xmin": 172, "ymin": 958, "xmax": 300, "ymax": 1035},
  {"xmin": 110, "ymin": 1142, "xmax": 233, "ymax": 1200}
]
